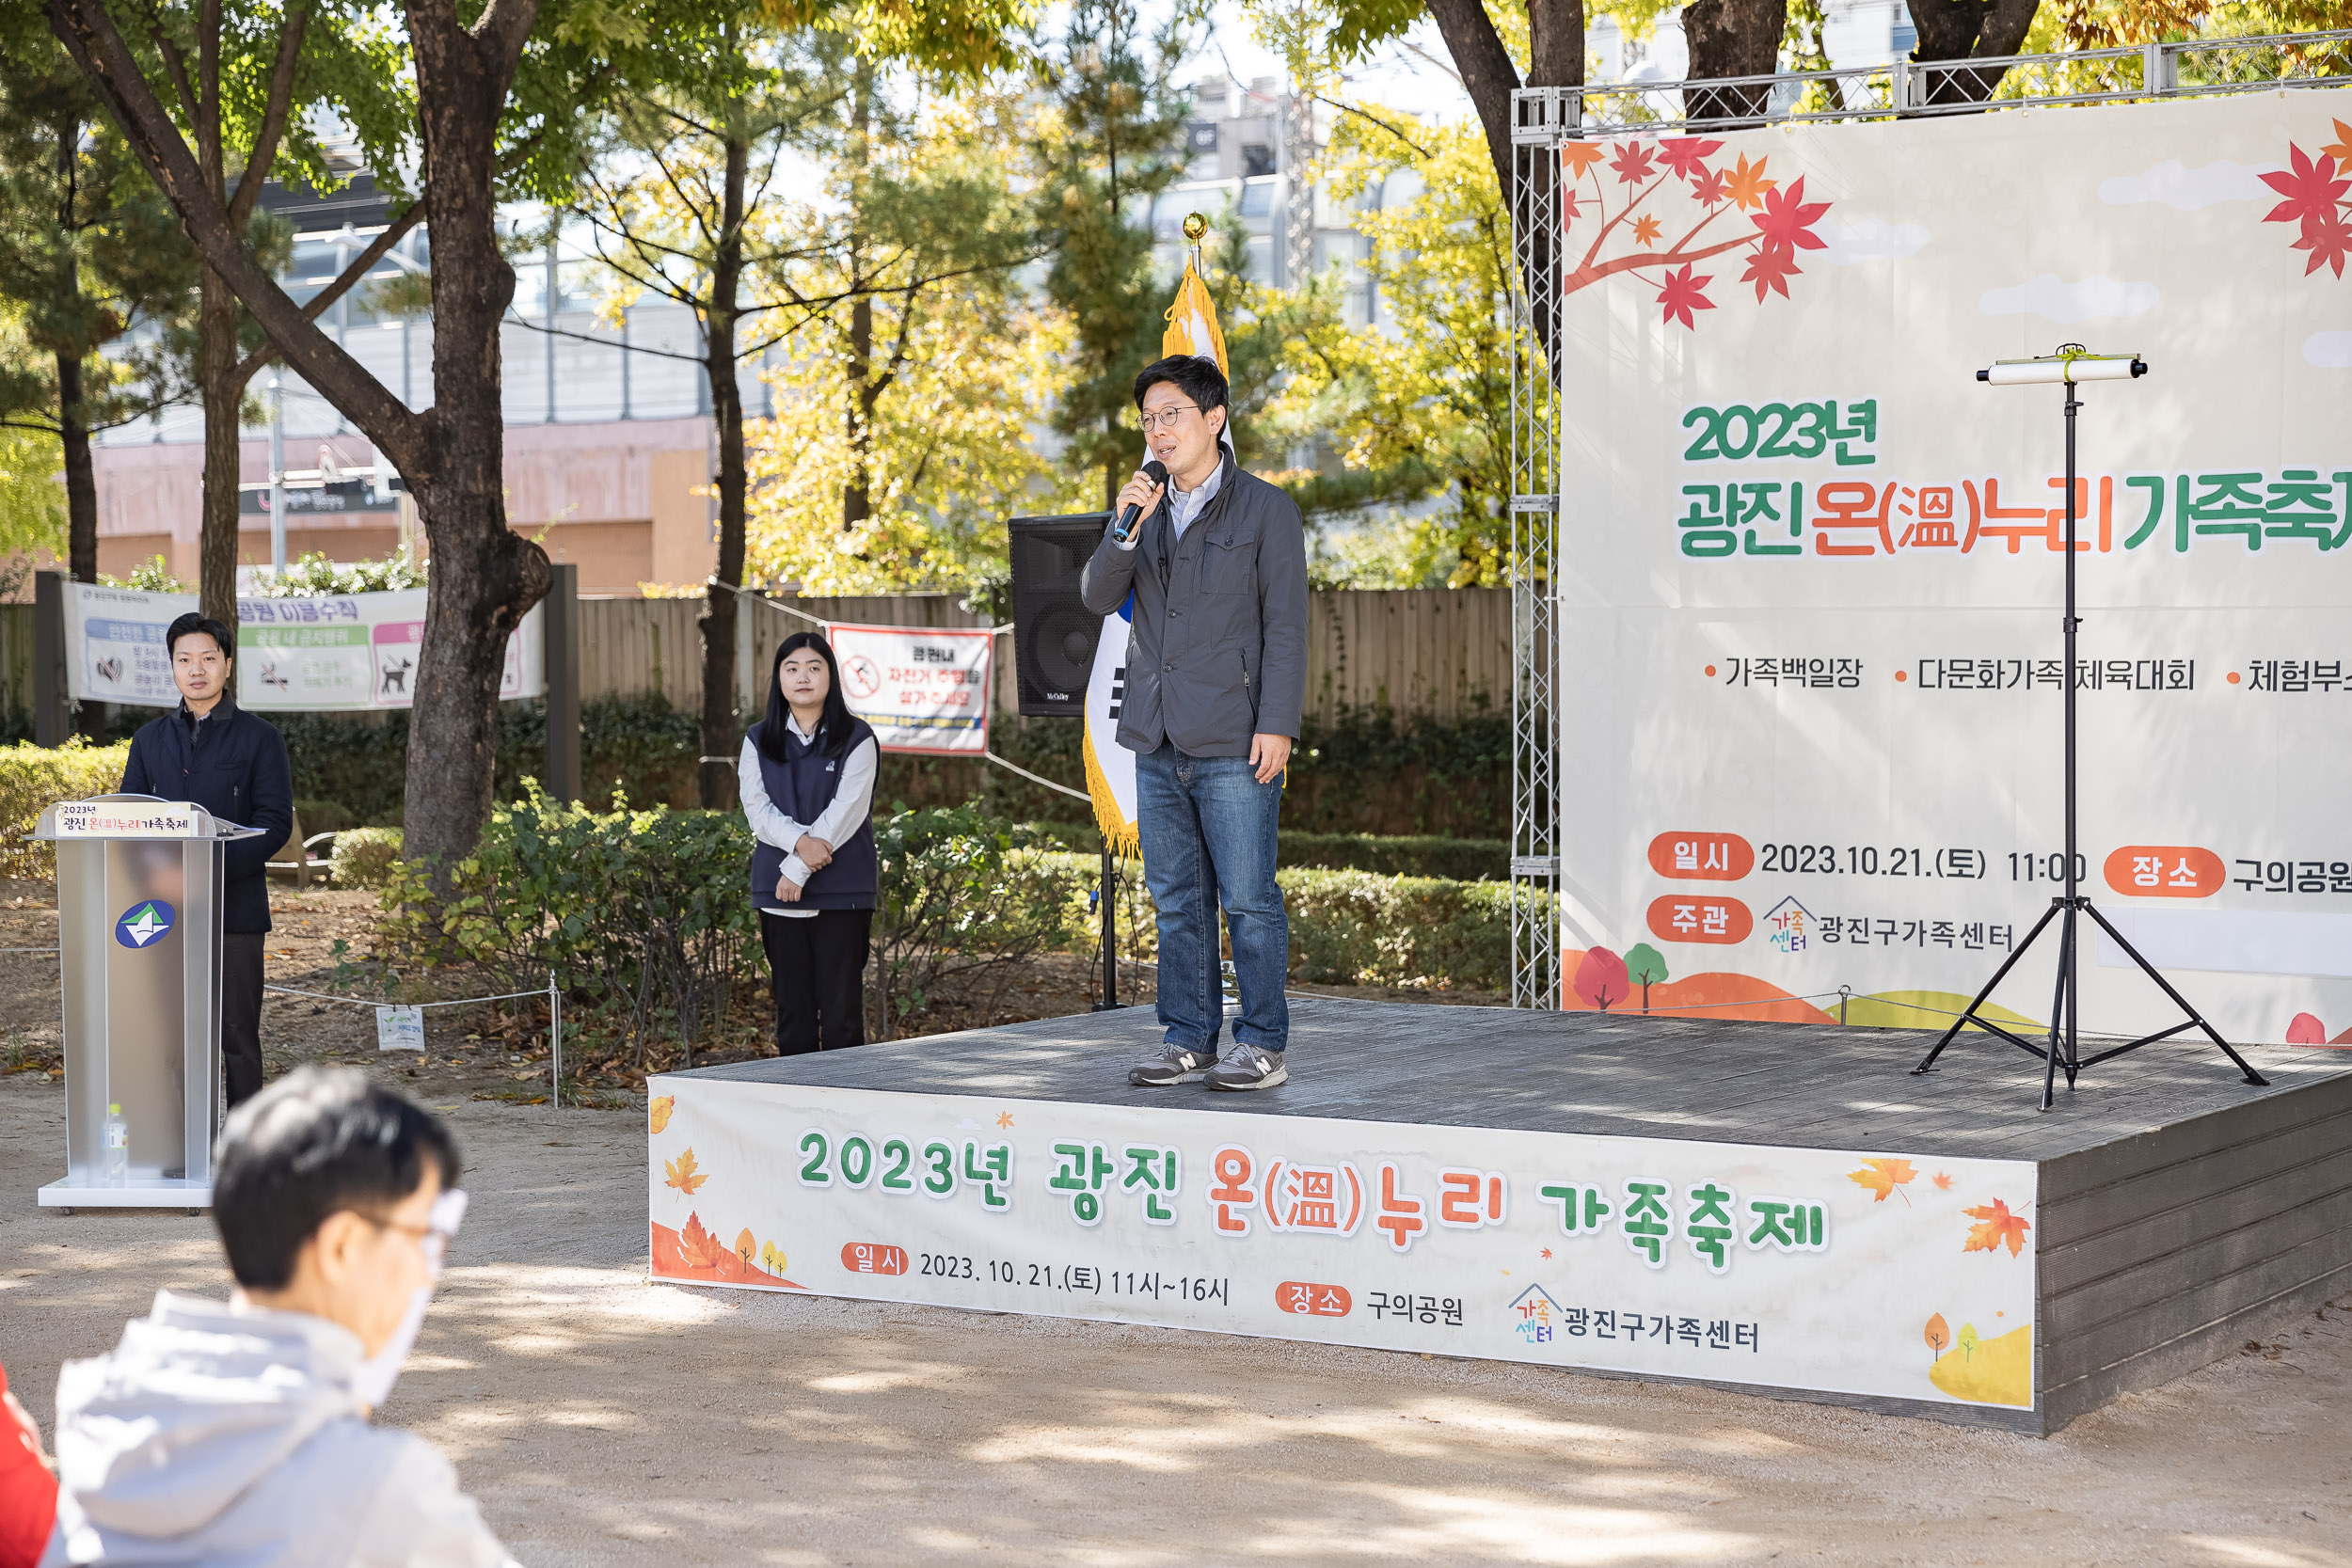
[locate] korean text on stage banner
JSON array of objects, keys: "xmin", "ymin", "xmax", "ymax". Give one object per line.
[
  {"xmin": 61, "ymin": 583, "xmax": 543, "ymax": 711},
  {"xmin": 649, "ymin": 1078, "xmax": 2040, "ymax": 1414},
  {"xmin": 1553, "ymin": 87, "xmax": 2352, "ymax": 1045},
  {"xmin": 825, "ymin": 622, "xmax": 992, "ymax": 755}
]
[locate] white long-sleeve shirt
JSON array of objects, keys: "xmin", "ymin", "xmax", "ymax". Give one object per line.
[{"xmin": 739, "ymin": 717, "xmax": 878, "ymax": 918}]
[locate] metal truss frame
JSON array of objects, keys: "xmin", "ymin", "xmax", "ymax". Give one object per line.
[{"xmin": 1502, "ymin": 31, "xmax": 2349, "ymax": 1007}]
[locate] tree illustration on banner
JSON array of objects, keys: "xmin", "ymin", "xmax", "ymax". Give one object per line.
[
  {"xmin": 1560, "ymin": 139, "xmax": 1834, "ymax": 330},
  {"xmin": 1573, "ymin": 945, "xmax": 1630, "ymax": 1010},
  {"xmin": 2261, "ymin": 119, "xmax": 2352, "ymax": 279},
  {"xmin": 1624, "ymin": 943, "xmax": 1670, "ymax": 1011},
  {"xmin": 1924, "ymin": 1312, "xmax": 1950, "ymax": 1366}
]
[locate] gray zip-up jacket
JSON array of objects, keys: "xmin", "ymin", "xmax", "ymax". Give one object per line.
[
  {"xmin": 1080, "ymin": 451, "xmax": 1309, "ymax": 758},
  {"xmin": 41, "ymin": 1291, "xmax": 515, "ymax": 1568}
]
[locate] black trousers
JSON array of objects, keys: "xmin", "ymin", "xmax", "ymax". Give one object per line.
[
  {"xmin": 760, "ymin": 909, "xmax": 872, "ymax": 1055},
  {"xmin": 222, "ymin": 932, "xmax": 266, "ymax": 1107}
]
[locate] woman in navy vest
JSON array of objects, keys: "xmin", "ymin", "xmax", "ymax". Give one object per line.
[{"xmin": 739, "ymin": 632, "xmax": 880, "ymax": 1053}]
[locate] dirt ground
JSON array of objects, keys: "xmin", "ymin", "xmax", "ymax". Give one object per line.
[{"xmin": 1, "ymin": 889, "xmax": 2345, "ymax": 1565}]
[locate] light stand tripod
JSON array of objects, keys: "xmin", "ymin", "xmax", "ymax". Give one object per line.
[{"xmin": 1912, "ymin": 347, "xmax": 2268, "ymax": 1110}]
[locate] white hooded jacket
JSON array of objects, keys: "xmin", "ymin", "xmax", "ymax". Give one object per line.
[{"xmin": 41, "ymin": 1291, "xmax": 516, "ymax": 1568}]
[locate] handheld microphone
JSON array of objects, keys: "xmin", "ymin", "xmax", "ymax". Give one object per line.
[{"xmin": 1113, "ymin": 460, "xmax": 1168, "ymax": 546}]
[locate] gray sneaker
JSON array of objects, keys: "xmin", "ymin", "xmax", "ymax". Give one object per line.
[
  {"xmin": 1130, "ymin": 1045, "xmax": 1216, "ymax": 1086},
  {"xmin": 1207, "ymin": 1042, "xmax": 1289, "ymax": 1091}
]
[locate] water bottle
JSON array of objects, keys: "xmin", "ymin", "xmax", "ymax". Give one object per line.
[{"xmin": 103, "ymin": 1103, "xmax": 129, "ymax": 1186}]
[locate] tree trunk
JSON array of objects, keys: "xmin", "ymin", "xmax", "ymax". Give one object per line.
[
  {"xmin": 1426, "ymin": 0, "xmax": 1579, "ymax": 371},
  {"xmin": 697, "ymin": 127, "xmax": 749, "ymax": 811},
  {"xmin": 1911, "ymin": 0, "xmax": 2043, "ymax": 105},
  {"xmin": 197, "ymin": 266, "xmax": 246, "ymax": 626},
  {"xmin": 844, "ymin": 295, "xmax": 872, "ymax": 528},
  {"xmin": 56, "ymin": 352, "xmax": 96, "ymax": 586},
  {"xmin": 1683, "ymin": 0, "xmax": 1788, "ymax": 125},
  {"xmin": 56, "ymin": 351, "xmax": 102, "ymax": 740},
  {"xmin": 399, "ymin": 11, "xmax": 551, "ymax": 872}
]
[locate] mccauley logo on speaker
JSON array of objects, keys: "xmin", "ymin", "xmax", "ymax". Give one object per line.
[{"xmin": 115, "ymin": 900, "xmax": 175, "ymax": 948}]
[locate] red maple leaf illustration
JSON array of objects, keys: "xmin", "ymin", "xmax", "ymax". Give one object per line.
[
  {"xmin": 1740, "ymin": 241, "xmax": 1801, "ymax": 301},
  {"xmin": 2292, "ymin": 203, "xmax": 2352, "ymax": 278},
  {"xmin": 1633, "ymin": 214, "xmax": 1663, "ymax": 247},
  {"xmin": 1656, "ymin": 264, "xmax": 1716, "ymax": 331},
  {"xmin": 1691, "ymin": 167, "xmax": 1728, "ymax": 207},
  {"xmin": 2261, "ymin": 142, "xmax": 2350, "ymax": 238},
  {"xmin": 1657, "ymin": 136, "xmax": 1724, "ymax": 182},
  {"xmin": 1562, "ymin": 188, "xmax": 1588, "ymax": 230},
  {"xmin": 1751, "ymin": 176, "xmax": 1829, "ymax": 253},
  {"xmin": 1610, "ymin": 141, "xmax": 1657, "ymax": 187}
]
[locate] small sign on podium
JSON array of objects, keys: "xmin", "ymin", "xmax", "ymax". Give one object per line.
[
  {"xmin": 52, "ymin": 800, "xmax": 201, "ymax": 838},
  {"xmin": 375, "ymin": 1005, "xmax": 425, "ymax": 1053}
]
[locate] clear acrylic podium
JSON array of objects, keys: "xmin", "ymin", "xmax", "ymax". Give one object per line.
[{"xmin": 31, "ymin": 795, "xmax": 262, "ymax": 1212}]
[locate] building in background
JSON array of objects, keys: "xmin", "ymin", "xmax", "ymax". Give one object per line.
[{"xmin": 89, "ymin": 145, "xmax": 755, "ymax": 594}]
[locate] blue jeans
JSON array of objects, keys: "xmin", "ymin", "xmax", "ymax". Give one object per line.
[{"xmin": 1135, "ymin": 741, "xmax": 1289, "ymax": 1053}]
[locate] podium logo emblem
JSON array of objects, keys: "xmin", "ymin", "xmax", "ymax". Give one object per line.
[{"xmin": 115, "ymin": 901, "xmax": 175, "ymax": 948}]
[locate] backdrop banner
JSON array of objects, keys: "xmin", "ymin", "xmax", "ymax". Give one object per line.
[
  {"xmin": 648, "ymin": 1076, "xmax": 2040, "ymax": 1413},
  {"xmin": 824, "ymin": 621, "xmax": 992, "ymax": 754},
  {"xmin": 1554, "ymin": 88, "xmax": 2352, "ymax": 1046},
  {"xmin": 62, "ymin": 583, "xmax": 543, "ymax": 710}
]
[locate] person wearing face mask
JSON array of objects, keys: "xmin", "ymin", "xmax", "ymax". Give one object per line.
[
  {"xmin": 739, "ymin": 631, "xmax": 881, "ymax": 1054},
  {"xmin": 40, "ymin": 1069, "xmax": 511, "ymax": 1568}
]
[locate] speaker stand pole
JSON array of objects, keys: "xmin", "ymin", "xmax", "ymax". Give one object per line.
[{"xmin": 1095, "ymin": 847, "xmax": 1121, "ymax": 1011}]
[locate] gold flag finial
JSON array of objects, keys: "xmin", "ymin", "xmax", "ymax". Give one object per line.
[{"xmin": 1182, "ymin": 212, "xmax": 1208, "ymax": 243}]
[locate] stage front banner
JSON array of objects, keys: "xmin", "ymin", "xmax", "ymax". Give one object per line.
[
  {"xmin": 62, "ymin": 582, "xmax": 543, "ymax": 710},
  {"xmin": 1555, "ymin": 87, "xmax": 2352, "ymax": 1045},
  {"xmin": 648, "ymin": 1076, "xmax": 2040, "ymax": 1413},
  {"xmin": 825, "ymin": 621, "xmax": 991, "ymax": 755}
]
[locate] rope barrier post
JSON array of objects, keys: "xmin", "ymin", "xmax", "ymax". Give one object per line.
[
  {"xmin": 548, "ymin": 970, "xmax": 562, "ymax": 1109},
  {"xmin": 1839, "ymin": 985, "xmax": 1851, "ymax": 1027}
]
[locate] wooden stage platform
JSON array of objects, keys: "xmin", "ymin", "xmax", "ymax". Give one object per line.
[{"xmin": 655, "ymin": 998, "xmax": 2352, "ymax": 1435}]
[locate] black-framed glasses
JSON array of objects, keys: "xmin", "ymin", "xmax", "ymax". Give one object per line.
[{"xmin": 1137, "ymin": 404, "xmax": 1200, "ymax": 434}]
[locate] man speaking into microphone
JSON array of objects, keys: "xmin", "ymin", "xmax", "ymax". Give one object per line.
[{"xmin": 1083, "ymin": 354, "xmax": 1308, "ymax": 1091}]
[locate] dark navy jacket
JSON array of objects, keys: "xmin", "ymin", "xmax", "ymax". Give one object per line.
[
  {"xmin": 746, "ymin": 716, "xmax": 878, "ymax": 911},
  {"xmin": 119, "ymin": 698, "xmax": 294, "ymax": 934}
]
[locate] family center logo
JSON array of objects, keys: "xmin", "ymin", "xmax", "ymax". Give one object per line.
[{"xmin": 114, "ymin": 901, "xmax": 175, "ymax": 949}]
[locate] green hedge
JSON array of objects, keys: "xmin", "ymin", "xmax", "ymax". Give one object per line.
[
  {"xmin": 1040, "ymin": 852, "xmax": 1516, "ymax": 992},
  {"xmin": 0, "ymin": 740, "xmax": 133, "ymax": 879},
  {"xmin": 1025, "ymin": 820, "xmax": 1504, "ymax": 880}
]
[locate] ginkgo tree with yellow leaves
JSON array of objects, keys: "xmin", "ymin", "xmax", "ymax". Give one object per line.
[{"xmin": 742, "ymin": 68, "xmax": 1068, "ymax": 594}]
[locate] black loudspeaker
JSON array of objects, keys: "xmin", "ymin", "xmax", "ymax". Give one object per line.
[{"xmin": 1008, "ymin": 512, "xmax": 1113, "ymax": 716}]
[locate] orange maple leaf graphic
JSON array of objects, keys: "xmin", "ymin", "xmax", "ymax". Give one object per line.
[
  {"xmin": 649, "ymin": 1096, "xmax": 675, "ymax": 1135},
  {"xmin": 676, "ymin": 1212, "xmax": 731, "ymax": 1271},
  {"xmin": 1723, "ymin": 152, "xmax": 1778, "ymax": 212},
  {"xmin": 1963, "ymin": 1198, "xmax": 2030, "ymax": 1258},
  {"xmin": 2323, "ymin": 119, "xmax": 2352, "ymax": 168},
  {"xmin": 664, "ymin": 1147, "xmax": 708, "ymax": 1196},
  {"xmin": 1562, "ymin": 142, "xmax": 1606, "ymax": 180},
  {"xmin": 1848, "ymin": 1156, "xmax": 1917, "ymax": 1205},
  {"xmin": 1931, "ymin": 1171, "xmax": 1954, "ymax": 1191},
  {"xmin": 1632, "ymin": 214, "xmax": 1663, "ymax": 247}
]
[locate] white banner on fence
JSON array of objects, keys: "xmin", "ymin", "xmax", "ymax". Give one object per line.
[
  {"xmin": 1555, "ymin": 87, "xmax": 2352, "ymax": 1045},
  {"xmin": 62, "ymin": 583, "xmax": 543, "ymax": 710},
  {"xmin": 649, "ymin": 1077, "xmax": 2040, "ymax": 1412},
  {"xmin": 824, "ymin": 621, "xmax": 991, "ymax": 754}
]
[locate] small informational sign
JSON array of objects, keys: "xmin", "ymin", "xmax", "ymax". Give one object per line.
[
  {"xmin": 375, "ymin": 1005, "xmax": 425, "ymax": 1053},
  {"xmin": 825, "ymin": 622, "xmax": 993, "ymax": 755},
  {"xmin": 54, "ymin": 801, "xmax": 201, "ymax": 838},
  {"xmin": 61, "ymin": 583, "xmax": 543, "ymax": 711}
]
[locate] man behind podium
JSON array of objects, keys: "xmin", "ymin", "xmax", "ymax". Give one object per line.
[{"xmin": 119, "ymin": 613, "xmax": 293, "ymax": 1108}]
